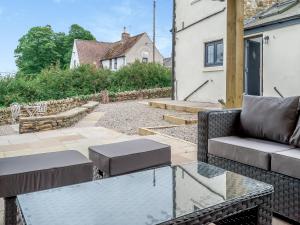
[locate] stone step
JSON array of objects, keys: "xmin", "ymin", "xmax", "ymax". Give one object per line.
[
  {"xmin": 138, "ymin": 125, "xmax": 179, "ymax": 136},
  {"xmin": 163, "ymin": 114, "xmax": 198, "ymax": 125},
  {"xmin": 148, "ymin": 100, "xmax": 221, "ymax": 113},
  {"xmin": 81, "ymin": 101, "xmax": 99, "ymax": 113}
]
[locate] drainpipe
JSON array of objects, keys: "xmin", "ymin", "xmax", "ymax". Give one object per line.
[{"xmin": 171, "ymin": 0, "xmax": 176, "ymax": 100}]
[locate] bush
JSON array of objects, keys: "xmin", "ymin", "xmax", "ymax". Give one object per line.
[
  {"xmin": 111, "ymin": 61, "xmax": 171, "ymax": 92},
  {"xmin": 0, "ymin": 62, "xmax": 171, "ymax": 107}
]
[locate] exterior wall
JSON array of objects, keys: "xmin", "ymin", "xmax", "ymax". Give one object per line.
[
  {"xmin": 174, "ymin": 0, "xmax": 226, "ymax": 102},
  {"xmin": 70, "ymin": 41, "xmax": 80, "ymax": 69},
  {"xmin": 102, "ymin": 57, "xmax": 126, "ymax": 71},
  {"xmin": 126, "ymin": 34, "xmax": 164, "ymax": 65},
  {"xmin": 262, "ymin": 23, "xmax": 300, "ymax": 97}
]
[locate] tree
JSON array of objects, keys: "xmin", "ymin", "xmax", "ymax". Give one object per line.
[
  {"xmin": 54, "ymin": 32, "xmax": 68, "ymax": 68},
  {"xmin": 15, "ymin": 25, "xmax": 60, "ymax": 74},
  {"xmin": 15, "ymin": 24, "xmax": 96, "ymax": 74},
  {"xmin": 64, "ymin": 24, "xmax": 96, "ymax": 68}
]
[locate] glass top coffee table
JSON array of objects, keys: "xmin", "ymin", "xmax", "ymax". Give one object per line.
[{"xmin": 17, "ymin": 162, "xmax": 273, "ymax": 225}]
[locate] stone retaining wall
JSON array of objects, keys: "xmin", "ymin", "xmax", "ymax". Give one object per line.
[
  {"xmin": 109, "ymin": 87, "xmax": 171, "ymax": 102},
  {"xmin": 0, "ymin": 98, "xmax": 88, "ymax": 125},
  {"xmin": 19, "ymin": 107, "xmax": 88, "ymax": 134},
  {"xmin": 0, "ymin": 108, "xmax": 11, "ymax": 126},
  {"xmin": 0, "ymin": 87, "xmax": 171, "ymax": 125}
]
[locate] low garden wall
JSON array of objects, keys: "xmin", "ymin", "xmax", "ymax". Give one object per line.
[
  {"xmin": 0, "ymin": 98, "xmax": 87, "ymax": 125},
  {"xmin": 19, "ymin": 107, "xmax": 88, "ymax": 134},
  {"xmin": 1, "ymin": 87, "xmax": 171, "ymax": 126}
]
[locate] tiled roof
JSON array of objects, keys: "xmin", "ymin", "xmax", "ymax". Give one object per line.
[
  {"xmin": 103, "ymin": 33, "xmax": 145, "ymax": 60},
  {"xmin": 75, "ymin": 33, "xmax": 145, "ymax": 68},
  {"xmin": 75, "ymin": 40, "xmax": 113, "ymax": 68}
]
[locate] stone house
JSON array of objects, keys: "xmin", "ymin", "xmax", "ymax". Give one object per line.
[{"xmin": 70, "ymin": 30, "xmax": 164, "ymax": 71}]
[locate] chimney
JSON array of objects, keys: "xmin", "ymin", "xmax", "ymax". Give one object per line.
[{"xmin": 121, "ymin": 27, "xmax": 130, "ymax": 42}]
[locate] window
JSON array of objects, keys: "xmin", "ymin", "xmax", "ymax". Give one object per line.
[
  {"xmin": 114, "ymin": 59, "xmax": 117, "ymax": 70},
  {"xmin": 109, "ymin": 59, "xmax": 112, "ymax": 69},
  {"xmin": 204, "ymin": 40, "xmax": 223, "ymax": 67},
  {"xmin": 142, "ymin": 57, "xmax": 148, "ymax": 63}
]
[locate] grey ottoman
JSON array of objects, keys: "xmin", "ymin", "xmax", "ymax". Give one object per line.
[
  {"xmin": 89, "ymin": 139, "xmax": 171, "ymax": 177},
  {"xmin": 0, "ymin": 150, "xmax": 93, "ymax": 225}
]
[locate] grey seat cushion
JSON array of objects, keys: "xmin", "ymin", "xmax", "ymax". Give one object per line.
[
  {"xmin": 89, "ymin": 139, "xmax": 171, "ymax": 176},
  {"xmin": 208, "ymin": 136, "xmax": 293, "ymax": 170},
  {"xmin": 240, "ymin": 95, "xmax": 300, "ymax": 144},
  {"xmin": 290, "ymin": 118, "xmax": 300, "ymax": 147},
  {"xmin": 0, "ymin": 150, "xmax": 93, "ymax": 198},
  {"xmin": 271, "ymin": 149, "xmax": 300, "ymax": 179}
]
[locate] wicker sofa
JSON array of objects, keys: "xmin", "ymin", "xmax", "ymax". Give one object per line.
[{"xmin": 198, "ymin": 108, "xmax": 300, "ymax": 223}]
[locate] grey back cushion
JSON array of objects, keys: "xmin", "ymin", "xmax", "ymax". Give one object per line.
[
  {"xmin": 240, "ymin": 95, "xmax": 300, "ymax": 144},
  {"xmin": 290, "ymin": 118, "xmax": 300, "ymax": 147}
]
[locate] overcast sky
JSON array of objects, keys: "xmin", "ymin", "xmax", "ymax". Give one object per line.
[{"xmin": 0, "ymin": 0, "xmax": 172, "ymax": 72}]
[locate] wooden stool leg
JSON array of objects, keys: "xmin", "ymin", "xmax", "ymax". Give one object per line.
[{"xmin": 4, "ymin": 197, "xmax": 17, "ymax": 225}]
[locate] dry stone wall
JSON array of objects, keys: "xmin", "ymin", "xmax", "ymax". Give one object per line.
[
  {"xmin": 0, "ymin": 87, "xmax": 172, "ymax": 126},
  {"xmin": 245, "ymin": 0, "xmax": 280, "ymax": 19},
  {"xmin": 19, "ymin": 107, "xmax": 89, "ymax": 134}
]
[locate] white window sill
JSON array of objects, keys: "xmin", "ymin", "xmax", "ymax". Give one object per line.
[{"xmin": 203, "ymin": 66, "xmax": 224, "ymax": 72}]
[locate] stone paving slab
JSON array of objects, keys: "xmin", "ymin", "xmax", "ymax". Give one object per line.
[
  {"xmin": 0, "ymin": 124, "xmax": 18, "ymax": 137},
  {"xmin": 75, "ymin": 112, "xmax": 105, "ymax": 128}
]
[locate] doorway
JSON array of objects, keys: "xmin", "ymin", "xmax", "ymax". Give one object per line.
[{"xmin": 244, "ymin": 36, "xmax": 263, "ymax": 96}]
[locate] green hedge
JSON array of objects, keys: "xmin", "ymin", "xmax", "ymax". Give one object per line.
[{"xmin": 0, "ymin": 61, "xmax": 171, "ymax": 107}]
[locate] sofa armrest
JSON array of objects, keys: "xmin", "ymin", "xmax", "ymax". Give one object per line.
[{"xmin": 198, "ymin": 109, "xmax": 241, "ymax": 162}]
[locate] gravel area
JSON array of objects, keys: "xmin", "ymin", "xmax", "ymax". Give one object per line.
[
  {"xmin": 95, "ymin": 101, "xmax": 185, "ymax": 135},
  {"xmin": 153, "ymin": 125, "xmax": 198, "ymax": 144}
]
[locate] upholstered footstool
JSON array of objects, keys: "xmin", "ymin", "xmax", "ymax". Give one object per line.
[
  {"xmin": 88, "ymin": 139, "xmax": 171, "ymax": 177},
  {"xmin": 0, "ymin": 150, "xmax": 93, "ymax": 225}
]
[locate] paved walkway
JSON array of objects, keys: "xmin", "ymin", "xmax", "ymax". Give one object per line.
[{"xmin": 0, "ymin": 124, "xmax": 18, "ymax": 136}]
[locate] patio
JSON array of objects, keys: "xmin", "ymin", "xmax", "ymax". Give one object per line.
[
  {"xmin": 0, "ymin": 103, "xmax": 198, "ymax": 225},
  {"xmin": 0, "ymin": 99, "xmax": 294, "ymax": 225}
]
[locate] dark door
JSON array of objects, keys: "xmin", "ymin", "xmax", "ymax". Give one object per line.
[{"xmin": 245, "ymin": 38, "xmax": 262, "ymax": 96}]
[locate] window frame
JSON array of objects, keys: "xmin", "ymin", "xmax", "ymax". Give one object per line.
[
  {"xmin": 114, "ymin": 59, "xmax": 117, "ymax": 70},
  {"xmin": 204, "ymin": 39, "xmax": 223, "ymax": 67},
  {"xmin": 142, "ymin": 57, "xmax": 148, "ymax": 63},
  {"xmin": 109, "ymin": 59, "xmax": 112, "ymax": 69}
]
